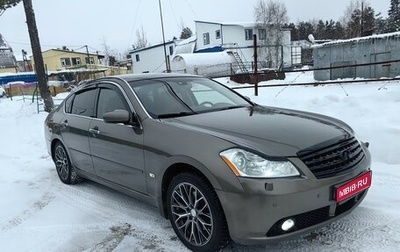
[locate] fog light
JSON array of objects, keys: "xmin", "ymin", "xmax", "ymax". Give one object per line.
[{"xmin": 281, "ymin": 219, "xmax": 295, "ymax": 231}]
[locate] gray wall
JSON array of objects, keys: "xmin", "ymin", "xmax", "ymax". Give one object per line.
[{"xmin": 313, "ymin": 34, "xmax": 400, "ymax": 81}]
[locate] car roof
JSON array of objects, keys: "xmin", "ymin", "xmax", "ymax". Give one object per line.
[
  {"xmin": 76, "ymin": 73, "xmax": 205, "ymax": 90},
  {"xmin": 111, "ymin": 73, "xmax": 201, "ymax": 82}
]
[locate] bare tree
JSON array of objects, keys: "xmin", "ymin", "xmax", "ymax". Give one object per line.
[
  {"xmin": 23, "ymin": 0, "xmax": 53, "ymax": 112},
  {"xmin": 341, "ymin": 0, "xmax": 361, "ymax": 27},
  {"xmin": 254, "ymin": 0, "xmax": 288, "ymax": 69},
  {"xmin": 134, "ymin": 25, "xmax": 149, "ymax": 49},
  {"xmin": 101, "ymin": 37, "xmax": 118, "ymax": 66},
  {"xmin": 0, "ymin": 0, "xmax": 20, "ymax": 17}
]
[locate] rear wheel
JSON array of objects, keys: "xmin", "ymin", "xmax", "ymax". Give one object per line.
[
  {"xmin": 167, "ymin": 173, "xmax": 229, "ymax": 252},
  {"xmin": 53, "ymin": 142, "xmax": 80, "ymax": 184}
]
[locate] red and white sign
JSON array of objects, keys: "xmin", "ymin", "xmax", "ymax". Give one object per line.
[{"xmin": 336, "ymin": 171, "xmax": 372, "ymax": 202}]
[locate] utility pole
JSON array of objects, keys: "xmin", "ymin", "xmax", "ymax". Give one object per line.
[
  {"xmin": 85, "ymin": 45, "xmax": 95, "ymax": 79},
  {"xmin": 253, "ymin": 34, "xmax": 258, "ymax": 96},
  {"xmin": 22, "ymin": 0, "xmax": 54, "ymax": 112},
  {"xmin": 158, "ymin": 0, "xmax": 170, "ymax": 72},
  {"xmin": 361, "ymin": 1, "xmax": 364, "ymax": 37},
  {"xmin": 85, "ymin": 45, "xmax": 91, "ymax": 66}
]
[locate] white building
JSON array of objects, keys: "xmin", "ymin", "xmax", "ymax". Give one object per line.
[
  {"xmin": 128, "ymin": 40, "xmax": 176, "ymax": 73},
  {"xmin": 193, "ymin": 21, "xmax": 292, "ymax": 69},
  {"xmin": 129, "ymin": 20, "xmax": 292, "ymax": 75}
]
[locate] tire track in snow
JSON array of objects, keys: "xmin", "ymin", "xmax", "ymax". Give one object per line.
[
  {"xmin": 48, "ymin": 180, "xmax": 185, "ymax": 251},
  {"xmin": 1, "ymin": 192, "xmax": 55, "ymax": 231},
  {"xmin": 0, "ymin": 174, "xmax": 55, "ymax": 231},
  {"xmin": 89, "ymin": 223, "xmax": 133, "ymax": 252},
  {"xmin": 54, "ymin": 180, "xmax": 165, "ymax": 224}
]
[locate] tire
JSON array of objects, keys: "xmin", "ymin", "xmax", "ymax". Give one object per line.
[
  {"xmin": 167, "ymin": 173, "xmax": 229, "ymax": 252},
  {"xmin": 53, "ymin": 142, "xmax": 80, "ymax": 184}
]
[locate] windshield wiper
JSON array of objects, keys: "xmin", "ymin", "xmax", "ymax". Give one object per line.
[
  {"xmin": 157, "ymin": 111, "xmax": 196, "ymax": 119},
  {"xmin": 215, "ymin": 105, "xmax": 248, "ymax": 112}
]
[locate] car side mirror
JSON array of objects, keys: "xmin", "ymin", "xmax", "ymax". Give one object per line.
[{"xmin": 103, "ymin": 109, "xmax": 131, "ymax": 124}]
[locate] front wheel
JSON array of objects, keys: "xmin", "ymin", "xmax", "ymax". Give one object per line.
[
  {"xmin": 167, "ymin": 173, "xmax": 229, "ymax": 252},
  {"xmin": 53, "ymin": 142, "xmax": 80, "ymax": 184}
]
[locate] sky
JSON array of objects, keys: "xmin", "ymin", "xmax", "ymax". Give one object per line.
[
  {"xmin": 0, "ymin": 73, "xmax": 399, "ymax": 250},
  {"xmin": 0, "ymin": 0, "xmax": 391, "ymax": 60}
]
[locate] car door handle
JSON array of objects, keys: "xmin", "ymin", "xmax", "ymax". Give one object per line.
[{"xmin": 89, "ymin": 126, "xmax": 100, "ymax": 135}]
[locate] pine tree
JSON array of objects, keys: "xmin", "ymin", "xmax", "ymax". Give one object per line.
[
  {"xmin": 179, "ymin": 27, "xmax": 193, "ymax": 39},
  {"xmin": 297, "ymin": 21, "xmax": 314, "ymax": 41},
  {"xmin": 345, "ymin": 5, "xmax": 376, "ymax": 38},
  {"xmin": 362, "ymin": 6, "xmax": 376, "ymax": 35},
  {"xmin": 284, "ymin": 23, "xmax": 298, "ymax": 41},
  {"xmin": 387, "ymin": 0, "xmax": 400, "ymax": 32},
  {"xmin": 334, "ymin": 21, "xmax": 346, "ymax": 39},
  {"xmin": 375, "ymin": 12, "xmax": 388, "ymax": 34},
  {"xmin": 315, "ymin": 20, "xmax": 326, "ymax": 39}
]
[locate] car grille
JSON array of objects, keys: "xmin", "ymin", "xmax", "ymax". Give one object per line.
[
  {"xmin": 266, "ymin": 190, "xmax": 366, "ymax": 237},
  {"xmin": 297, "ymin": 137, "xmax": 365, "ymax": 179}
]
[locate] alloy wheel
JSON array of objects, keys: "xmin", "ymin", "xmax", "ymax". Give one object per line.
[
  {"xmin": 55, "ymin": 145, "xmax": 69, "ymax": 181},
  {"xmin": 170, "ymin": 182, "xmax": 213, "ymax": 247}
]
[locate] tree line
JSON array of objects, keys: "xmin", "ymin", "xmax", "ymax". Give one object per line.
[{"xmin": 257, "ymin": 0, "xmax": 400, "ymax": 41}]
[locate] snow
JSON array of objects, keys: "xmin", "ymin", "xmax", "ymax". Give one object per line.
[
  {"xmin": 1, "ymin": 72, "xmax": 400, "ymax": 251},
  {"xmin": 312, "ymin": 31, "xmax": 400, "ymax": 48}
]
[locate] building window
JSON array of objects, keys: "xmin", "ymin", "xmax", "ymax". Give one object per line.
[
  {"xmin": 60, "ymin": 58, "xmax": 71, "ymax": 67},
  {"xmin": 135, "ymin": 54, "xmax": 140, "ymax": 62},
  {"xmin": 72, "ymin": 57, "xmax": 81, "ymax": 66},
  {"xmin": 258, "ymin": 29, "xmax": 266, "ymax": 40},
  {"xmin": 169, "ymin": 45, "xmax": 174, "ymax": 55},
  {"xmin": 215, "ymin": 30, "xmax": 221, "ymax": 39},
  {"xmin": 203, "ymin": 32, "xmax": 210, "ymax": 45},
  {"xmin": 245, "ymin": 29, "xmax": 253, "ymax": 40},
  {"xmin": 85, "ymin": 57, "xmax": 95, "ymax": 64}
]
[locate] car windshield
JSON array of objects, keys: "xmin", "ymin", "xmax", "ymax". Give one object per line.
[{"xmin": 130, "ymin": 77, "xmax": 251, "ymax": 118}]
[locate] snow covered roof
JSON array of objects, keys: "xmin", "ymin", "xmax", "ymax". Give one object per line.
[
  {"xmin": 174, "ymin": 35, "xmax": 197, "ymax": 55},
  {"xmin": 312, "ymin": 31, "xmax": 400, "ymax": 48},
  {"xmin": 195, "ymin": 20, "xmax": 256, "ymax": 28},
  {"xmin": 42, "ymin": 48, "xmax": 105, "ymax": 58},
  {"xmin": 47, "ymin": 68, "xmax": 108, "ymax": 77},
  {"xmin": 175, "ymin": 35, "xmax": 196, "ymax": 46},
  {"xmin": 128, "ymin": 40, "xmax": 177, "ymax": 54}
]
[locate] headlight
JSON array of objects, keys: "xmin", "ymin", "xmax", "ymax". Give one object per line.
[{"xmin": 220, "ymin": 148, "xmax": 300, "ymax": 178}]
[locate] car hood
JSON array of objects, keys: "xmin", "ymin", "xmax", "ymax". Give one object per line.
[{"xmin": 165, "ymin": 106, "xmax": 352, "ymax": 157}]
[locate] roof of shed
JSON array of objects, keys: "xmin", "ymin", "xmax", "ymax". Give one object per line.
[{"xmin": 313, "ymin": 31, "xmax": 400, "ymax": 48}]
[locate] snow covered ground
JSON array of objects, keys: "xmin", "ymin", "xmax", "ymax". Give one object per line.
[{"xmin": 0, "ymin": 71, "xmax": 399, "ymax": 251}]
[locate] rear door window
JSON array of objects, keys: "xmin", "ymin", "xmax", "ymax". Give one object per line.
[{"xmin": 71, "ymin": 88, "xmax": 97, "ymax": 117}]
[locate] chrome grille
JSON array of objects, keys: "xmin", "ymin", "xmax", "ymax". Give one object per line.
[{"xmin": 298, "ymin": 137, "xmax": 365, "ymax": 179}]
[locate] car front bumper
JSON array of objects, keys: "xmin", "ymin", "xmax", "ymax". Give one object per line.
[{"xmin": 216, "ymin": 155, "xmax": 371, "ymax": 245}]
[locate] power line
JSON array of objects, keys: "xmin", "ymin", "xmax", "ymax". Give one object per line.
[
  {"xmin": 168, "ymin": 0, "xmax": 182, "ymax": 28},
  {"xmin": 183, "ymin": 0, "xmax": 198, "ymax": 19},
  {"xmin": 128, "ymin": 0, "xmax": 142, "ymax": 48},
  {"xmin": 4, "ymin": 39, "xmax": 87, "ymax": 50}
]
